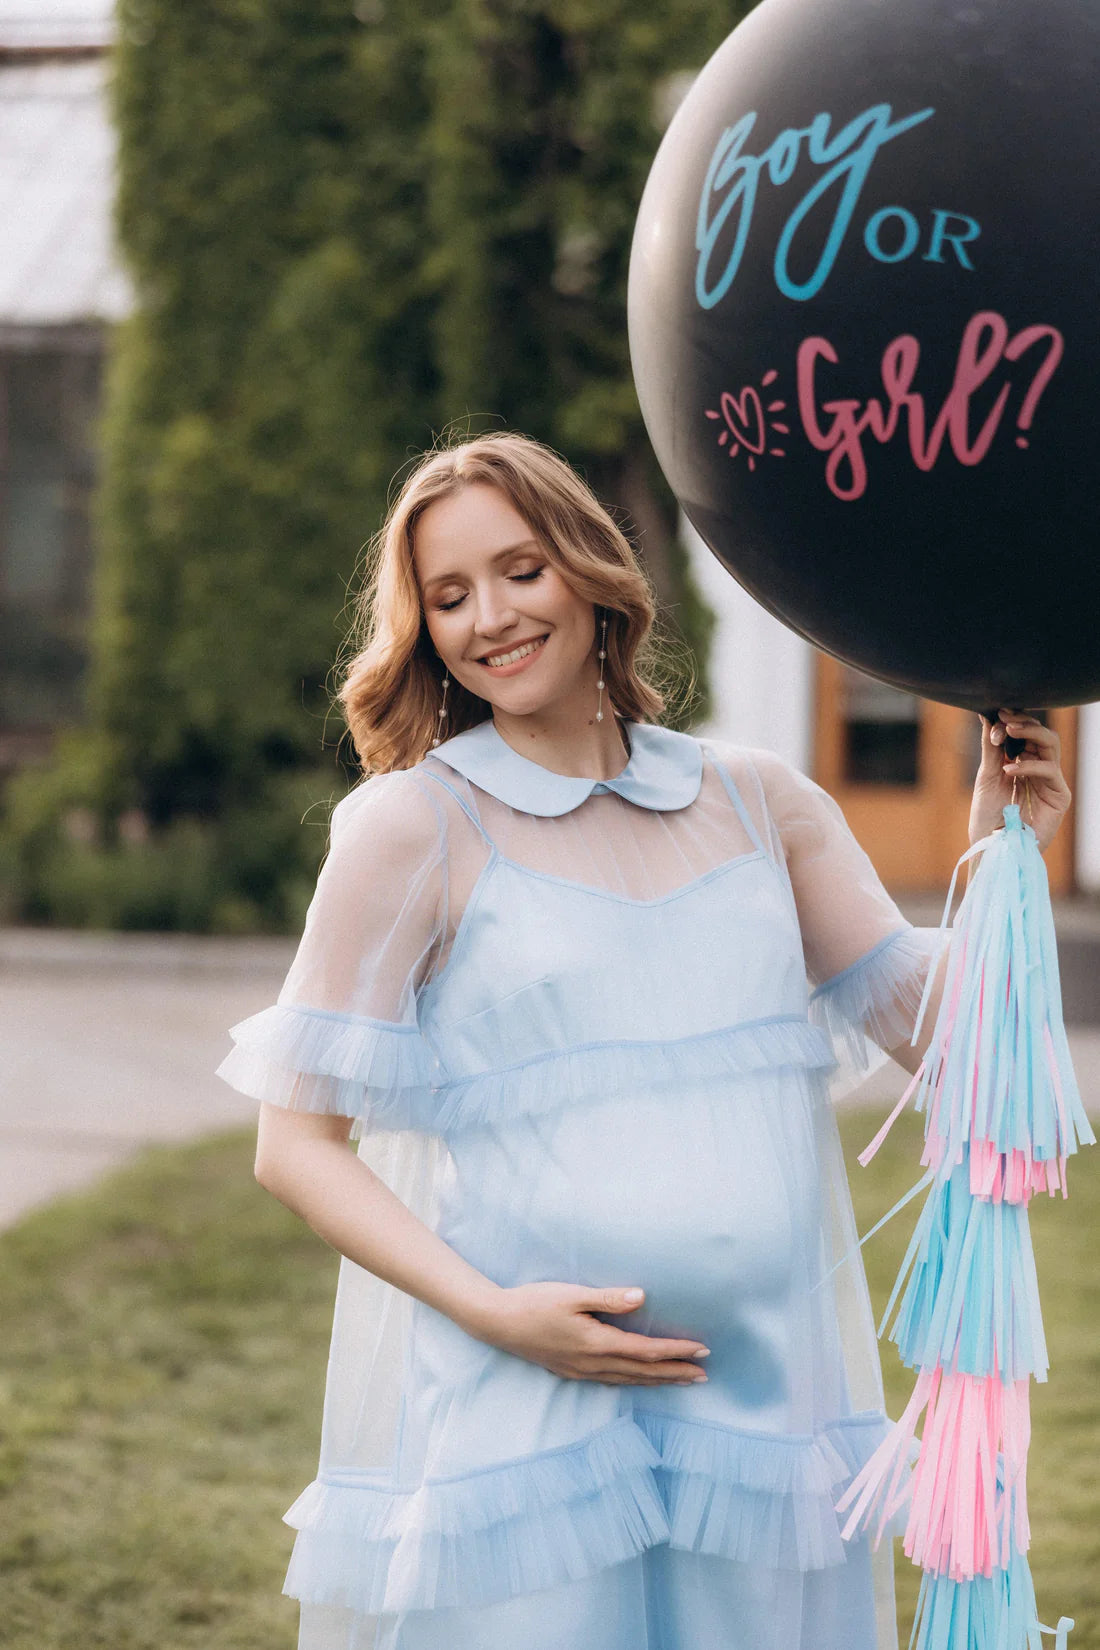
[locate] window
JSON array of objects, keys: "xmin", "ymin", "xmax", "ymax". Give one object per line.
[
  {"xmin": 839, "ymin": 663, "xmax": 921, "ymax": 785},
  {"xmin": 0, "ymin": 338, "xmax": 102, "ymax": 745}
]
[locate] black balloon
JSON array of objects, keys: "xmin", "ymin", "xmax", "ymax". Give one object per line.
[{"xmin": 628, "ymin": 0, "xmax": 1100, "ymax": 711}]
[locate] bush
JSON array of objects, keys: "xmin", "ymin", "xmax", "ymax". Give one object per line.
[{"xmin": 2, "ymin": 761, "xmax": 332, "ymax": 932}]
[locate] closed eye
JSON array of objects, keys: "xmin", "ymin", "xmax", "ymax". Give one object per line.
[{"xmin": 436, "ymin": 567, "xmax": 544, "ymax": 613}]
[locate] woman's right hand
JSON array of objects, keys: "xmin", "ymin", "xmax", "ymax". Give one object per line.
[{"xmin": 466, "ymin": 1282, "xmax": 711, "ymax": 1386}]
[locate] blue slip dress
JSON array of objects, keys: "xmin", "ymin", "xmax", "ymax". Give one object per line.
[{"xmin": 217, "ymin": 718, "xmax": 939, "ymax": 1650}]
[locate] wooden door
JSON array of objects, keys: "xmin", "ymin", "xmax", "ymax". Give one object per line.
[{"xmin": 814, "ymin": 655, "xmax": 1077, "ymax": 895}]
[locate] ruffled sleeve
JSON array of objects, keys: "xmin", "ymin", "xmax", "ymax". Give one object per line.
[
  {"xmin": 215, "ymin": 770, "xmax": 448, "ymax": 1133},
  {"xmin": 750, "ymin": 749, "xmax": 950, "ymax": 1097}
]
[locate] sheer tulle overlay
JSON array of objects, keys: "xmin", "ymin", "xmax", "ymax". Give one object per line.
[{"xmin": 216, "ymin": 720, "xmax": 947, "ymax": 1650}]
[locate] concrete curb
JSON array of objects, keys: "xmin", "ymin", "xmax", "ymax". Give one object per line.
[{"xmin": 0, "ymin": 927, "xmax": 295, "ymax": 976}]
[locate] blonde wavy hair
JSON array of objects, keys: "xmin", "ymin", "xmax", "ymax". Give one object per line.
[{"xmin": 339, "ymin": 432, "xmax": 685, "ymax": 775}]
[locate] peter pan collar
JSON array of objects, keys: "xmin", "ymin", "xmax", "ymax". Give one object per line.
[{"xmin": 428, "ymin": 717, "xmax": 703, "ymax": 817}]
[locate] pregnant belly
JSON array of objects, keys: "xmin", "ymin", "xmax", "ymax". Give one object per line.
[{"xmin": 444, "ymin": 1073, "xmax": 826, "ymax": 1356}]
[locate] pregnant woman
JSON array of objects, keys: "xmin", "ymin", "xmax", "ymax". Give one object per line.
[{"xmin": 216, "ymin": 432, "xmax": 1071, "ymax": 1650}]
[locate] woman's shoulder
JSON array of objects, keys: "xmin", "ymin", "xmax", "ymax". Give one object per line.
[
  {"xmin": 328, "ymin": 763, "xmax": 451, "ymax": 857},
  {"xmin": 695, "ymin": 738, "xmax": 846, "ymax": 863},
  {"xmin": 696, "ymin": 735, "xmax": 806, "ymax": 799}
]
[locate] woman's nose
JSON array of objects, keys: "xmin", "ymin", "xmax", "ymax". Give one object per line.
[{"xmin": 472, "ymin": 591, "xmax": 521, "ymax": 635}]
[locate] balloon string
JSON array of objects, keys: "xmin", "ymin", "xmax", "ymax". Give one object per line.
[{"xmin": 1013, "ymin": 773, "xmax": 1037, "ymax": 823}]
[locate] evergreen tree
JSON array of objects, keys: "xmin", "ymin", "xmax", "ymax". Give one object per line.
[{"xmin": 4, "ymin": 0, "xmax": 748, "ymax": 930}]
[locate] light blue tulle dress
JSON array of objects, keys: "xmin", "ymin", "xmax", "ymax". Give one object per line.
[{"xmin": 216, "ymin": 717, "xmax": 946, "ymax": 1650}]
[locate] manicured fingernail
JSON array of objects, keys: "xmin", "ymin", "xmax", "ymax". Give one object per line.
[
  {"xmin": 623, "ymin": 1289, "xmax": 644, "ymax": 1302},
  {"xmin": 692, "ymin": 1349, "xmax": 711, "ymax": 1358}
]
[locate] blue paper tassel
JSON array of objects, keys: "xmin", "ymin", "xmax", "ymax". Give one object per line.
[
  {"xmin": 884, "ymin": 1154, "xmax": 1048, "ymax": 1382},
  {"xmin": 909, "ymin": 1546, "xmax": 1073, "ymax": 1650}
]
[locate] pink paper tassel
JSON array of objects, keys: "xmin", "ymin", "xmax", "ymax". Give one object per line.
[
  {"xmin": 967, "ymin": 1138, "xmax": 1065, "ymax": 1203},
  {"xmin": 837, "ymin": 1368, "xmax": 1031, "ymax": 1581},
  {"xmin": 836, "ymin": 1369, "xmax": 935, "ymax": 1548},
  {"xmin": 905, "ymin": 1370, "xmax": 1031, "ymax": 1580}
]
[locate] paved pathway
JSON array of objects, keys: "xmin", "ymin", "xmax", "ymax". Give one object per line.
[
  {"xmin": 2, "ymin": 927, "xmax": 1100, "ymax": 1230},
  {"xmin": 0, "ymin": 932, "xmax": 292, "ymax": 1228}
]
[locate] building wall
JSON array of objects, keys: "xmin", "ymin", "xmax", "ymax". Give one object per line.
[
  {"xmin": 682, "ymin": 514, "xmax": 814, "ymax": 773},
  {"xmin": 1076, "ymin": 704, "xmax": 1100, "ymax": 891}
]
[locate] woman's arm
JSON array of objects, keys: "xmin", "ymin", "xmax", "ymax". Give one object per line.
[
  {"xmin": 254, "ymin": 1103, "xmax": 503, "ymax": 1333},
  {"xmin": 769, "ymin": 708, "xmax": 1073, "ymax": 1081},
  {"xmin": 877, "ymin": 937, "xmax": 951, "ymax": 1076},
  {"xmin": 253, "ymin": 1103, "xmax": 712, "ymax": 1386}
]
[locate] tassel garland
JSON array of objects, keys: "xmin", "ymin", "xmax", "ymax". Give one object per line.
[{"xmin": 839, "ymin": 802, "xmax": 1093, "ymax": 1647}]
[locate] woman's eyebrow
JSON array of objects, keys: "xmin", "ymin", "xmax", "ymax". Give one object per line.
[
  {"xmin": 421, "ymin": 539, "xmax": 541, "ymax": 591},
  {"xmin": 496, "ymin": 538, "xmax": 540, "ymax": 556}
]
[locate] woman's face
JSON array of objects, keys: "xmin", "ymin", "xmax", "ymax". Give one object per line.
[{"xmin": 413, "ymin": 482, "xmax": 600, "ymax": 719}]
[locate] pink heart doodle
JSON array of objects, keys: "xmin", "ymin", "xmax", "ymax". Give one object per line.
[
  {"xmin": 720, "ymin": 387, "xmax": 767, "ymax": 459},
  {"xmin": 705, "ymin": 370, "xmax": 788, "ymax": 470}
]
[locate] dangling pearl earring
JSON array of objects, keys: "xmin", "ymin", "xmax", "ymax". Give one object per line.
[
  {"xmin": 432, "ymin": 670, "xmax": 450, "ymax": 747},
  {"xmin": 595, "ymin": 611, "xmax": 608, "ymax": 724}
]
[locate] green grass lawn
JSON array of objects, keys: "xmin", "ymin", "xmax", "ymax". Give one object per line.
[{"xmin": 0, "ymin": 1115, "xmax": 1097, "ymax": 1648}]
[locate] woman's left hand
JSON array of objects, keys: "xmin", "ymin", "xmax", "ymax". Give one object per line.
[{"xmin": 969, "ymin": 708, "xmax": 1072, "ymax": 852}]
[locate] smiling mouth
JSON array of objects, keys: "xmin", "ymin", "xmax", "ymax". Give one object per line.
[{"xmin": 477, "ymin": 635, "xmax": 550, "ymax": 669}]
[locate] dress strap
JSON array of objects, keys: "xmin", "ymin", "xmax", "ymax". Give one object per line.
[
  {"xmin": 705, "ymin": 752, "xmax": 770, "ymax": 859},
  {"xmin": 417, "ymin": 765, "xmax": 494, "ymax": 845}
]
